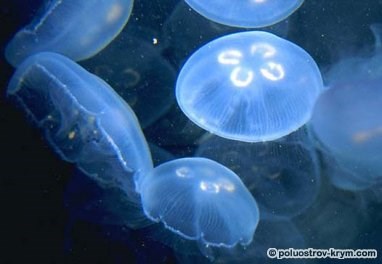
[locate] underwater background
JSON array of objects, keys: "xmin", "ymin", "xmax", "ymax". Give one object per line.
[{"xmin": 1, "ymin": 0, "xmax": 382, "ymax": 263}]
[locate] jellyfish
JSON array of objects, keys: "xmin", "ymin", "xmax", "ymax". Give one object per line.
[
  {"xmin": 7, "ymin": 52, "xmax": 153, "ymax": 203},
  {"xmin": 176, "ymin": 31, "xmax": 324, "ymax": 142},
  {"xmin": 184, "ymin": 0, "xmax": 304, "ymax": 28},
  {"xmin": 81, "ymin": 31, "xmax": 175, "ymax": 128},
  {"xmin": 196, "ymin": 128, "xmax": 320, "ymax": 218},
  {"xmin": 310, "ymin": 24, "xmax": 382, "ymax": 190},
  {"xmin": 5, "ymin": 0, "xmax": 134, "ymax": 67},
  {"xmin": 138, "ymin": 157, "xmax": 259, "ymax": 258}
]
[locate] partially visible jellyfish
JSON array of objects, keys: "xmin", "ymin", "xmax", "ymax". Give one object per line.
[
  {"xmin": 5, "ymin": 0, "xmax": 134, "ymax": 66},
  {"xmin": 196, "ymin": 128, "xmax": 320, "ymax": 218},
  {"xmin": 7, "ymin": 52, "xmax": 153, "ymax": 203},
  {"xmin": 81, "ymin": 31, "xmax": 176, "ymax": 128},
  {"xmin": 138, "ymin": 157, "xmax": 259, "ymax": 258},
  {"xmin": 310, "ymin": 24, "xmax": 382, "ymax": 190},
  {"xmin": 176, "ymin": 31, "xmax": 324, "ymax": 142},
  {"xmin": 184, "ymin": 0, "xmax": 303, "ymax": 28},
  {"xmin": 162, "ymin": 1, "xmax": 290, "ymax": 67}
]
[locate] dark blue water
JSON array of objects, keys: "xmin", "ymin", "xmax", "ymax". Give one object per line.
[{"xmin": 1, "ymin": 1, "xmax": 382, "ymax": 263}]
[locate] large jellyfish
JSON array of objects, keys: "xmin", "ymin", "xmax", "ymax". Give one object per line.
[
  {"xmin": 5, "ymin": 0, "xmax": 134, "ymax": 66},
  {"xmin": 7, "ymin": 52, "xmax": 153, "ymax": 203},
  {"xmin": 176, "ymin": 31, "xmax": 324, "ymax": 142}
]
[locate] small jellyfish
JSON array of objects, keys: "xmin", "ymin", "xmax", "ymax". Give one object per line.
[
  {"xmin": 184, "ymin": 0, "xmax": 304, "ymax": 28},
  {"xmin": 138, "ymin": 157, "xmax": 259, "ymax": 255},
  {"xmin": 81, "ymin": 32, "xmax": 175, "ymax": 128},
  {"xmin": 310, "ymin": 24, "xmax": 382, "ymax": 190},
  {"xmin": 196, "ymin": 128, "xmax": 320, "ymax": 218},
  {"xmin": 5, "ymin": 0, "xmax": 134, "ymax": 66},
  {"xmin": 176, "ymin": 31, "xmax": 324, "ymax": 142},
  {"xmin": 7, "ymin": 52, "xmax": 153, "ymax": 202}
]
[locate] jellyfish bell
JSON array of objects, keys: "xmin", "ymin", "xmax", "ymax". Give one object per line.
[
  {"xmin": 138, "ymin": 157, "xmax": 259, "ymax": 258},
  {"xmin": 7, "ymin": 52, "xmax": 153, "ymax": 204},
  {"xmin": 5, "ymin": 0, "xmax": 134, "ymax": 66},
  {"xmin": 176, "ymin": 31, "xmax": 324, "ymax": 143},
  {"xmin": 184, "ymin": 0, "xmax": 304, "ymax": 28}
]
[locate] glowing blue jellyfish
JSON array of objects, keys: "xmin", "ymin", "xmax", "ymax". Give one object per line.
[
  {"xmin": 176, "ymin": 31, "xmax": 324, "ymax": 142},
  {"xmin": 311, "ymin": 24, "xmax": 382, "ymax": 190},
  {"xmin": 184, "ymin": 0, "xmax": 304, "ymax": 28},
  {"xmin": 81, "ymin": 33, "xmax": 175, "ymax": 128},
  {"xmin": 7, "ymin": 52, "xmax": 153, "ymax": 202},
  {"xmin": 5, "ymin": 0, "xmax": 134, "ymax": 66},
  {"xmin": 196, "ymin": 128, "xmax": 320, "ymax": 218},
  {"xmin": 138, "ymin": 157, "xmax": 259, "ymax": 252}
]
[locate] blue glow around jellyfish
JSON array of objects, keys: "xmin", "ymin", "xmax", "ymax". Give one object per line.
[
  {"xmin": 184, "ymin": 0, "xmax": 304, "ymax": 28},
  {"xmin": 5, "ymin": 0, "xmax": 134, "ymax": 66},
  {"xmin": 7, "ymin": 51, "xmax": 153, "ymax": 202},
  {"xmin": 176, "ymin": 31, "xmax": 324, "ymax": 142},
  {"xmin": 138, "ymin": 157, "xmax": 259, "ymax": 252},
  {"xmin": 196, "ymin": 128, "xmax": 320, "ymax": 218},
  {"xmin": 310, "ymin": 24, "xmax": 382, "ymax": 191}
]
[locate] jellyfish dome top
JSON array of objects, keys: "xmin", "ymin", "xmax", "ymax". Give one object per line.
[
  {"xmin": 184, "ymin": 0, "xmax": 304, "ymax": 28},
  {"xmin": 5, "ymin": 0, "xmax": 134, "ymax": 66},
  {"xmin": 7, "ymin": 52, "xmax": 153, "ymax": 201},
  {"xmin": 176, "ymin": 31, "xmax": 324, "ymax": 142},
  {"xmin": 138, "ymin": 157, "xmax": 259, "ymax": 251}
]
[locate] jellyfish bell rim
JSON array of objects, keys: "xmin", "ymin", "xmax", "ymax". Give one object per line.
[
  {"xmin": 139, "ymin": 157, "xmax": 260, "ymax": 248},
  {"xmin": 184, "ymin": 0, "xmax": 304, "ymax": 28},
  {"xmin": 176, "ymin": 30, "xmax": 323, "ymax": 143}
]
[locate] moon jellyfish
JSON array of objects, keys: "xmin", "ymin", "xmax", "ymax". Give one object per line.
[
  {"xmin": 81, "ymin": 32, "xmax": 175, "ymax": 128},
  {"xmin": 7, "ymin": 52, "xmax": 153, "ymax": 203},
  {"xmin": 176, "ymin": 31, "xmax": 324, "ymax": 142},
  {"xmin": 184, "ymin": 0, "xmax": 304, "ymax": 28},
  {"xmin": 196, "ymin": 128, "xmax": 320, "ymax": 218},
  {"xmin": 311, "ymin": 24, "xmax": 382, "ymax": 190},
  {"xmin": 5, "ymin": 0, "xmax": 134, "ymax": 67},
  {"xmin": 162, "ymin": 1, "xmax": 290, "ymax": 67},
  {"xmin": 138, "ymin": 157, "xmax": 259, "ymax": 256}
]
